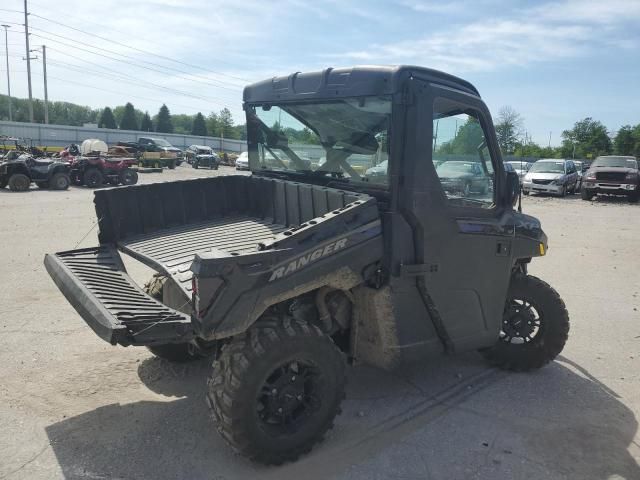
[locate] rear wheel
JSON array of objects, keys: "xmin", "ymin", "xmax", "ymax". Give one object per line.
[
  {"xmin": 8, "ymin": 173, "xmax": 30, "ymax": 191},
  {"xmin": 50, "ymin": 172, "xmax": 70, "ymax": 190},
  {"xmin": 207, "ymin": 316, "xmax": 346, "ymax": 465},
  {"xmin": 119, "ymin": 168, "xmax": 138, "ymax": 185},
  {"xmin": 481, "ymin": 274, "xmax": 569, "ymax": 372},
  {"xmin": 143, "ymin": 275, "xmax": 195, "ymax": 363},
  {"xmin": 83, "ymin": 168, "xmax": 103, "ymax": 188}
]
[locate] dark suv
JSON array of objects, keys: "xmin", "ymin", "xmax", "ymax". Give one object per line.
[{"xmin": 581, "ymin": 156, "xmax": 639, "ymax": 202}]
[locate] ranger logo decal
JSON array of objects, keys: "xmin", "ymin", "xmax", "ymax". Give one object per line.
[{"xmin": 269, "ymin": 238, "xmax": 348, "ymax": 281}]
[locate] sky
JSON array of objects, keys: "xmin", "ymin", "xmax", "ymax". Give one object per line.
[{"xmin": 0, "ymin": 0, "xmax": 639, "ymax": 146}]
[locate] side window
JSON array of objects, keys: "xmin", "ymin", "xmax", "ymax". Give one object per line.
[{"xmin": 433, "ymin": 98, "xmax": 496, "ymax": 209}]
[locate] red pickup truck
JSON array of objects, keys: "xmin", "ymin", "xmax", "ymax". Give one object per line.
[{"xmin": 581, "ymin": 156, "xmax": 639, "ymax": 202}]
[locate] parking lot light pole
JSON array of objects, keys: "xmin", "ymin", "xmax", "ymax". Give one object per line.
[{"xmin": 1, "ymin": 24, "xmax": 11, "ymax": 121}]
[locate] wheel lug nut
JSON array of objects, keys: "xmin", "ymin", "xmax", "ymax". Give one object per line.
[
  {"xmin": 297, "ymin": 395, "xmax": 303, "ymax": 401},
  {"xmin": 291, "ymin": 376, "xmax": 296, "ymax": 382},
  {"xmin": 271, "ymin": 388, "xmax": 277, "ymax": 395},
  {"xmin": 277, "ymin": 407, "xmax": 283, "ymax": 413}
]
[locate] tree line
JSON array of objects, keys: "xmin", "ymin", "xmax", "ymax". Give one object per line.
[
  {"xmin": 0, "ymin": 94, "xmax": 246, "ymax": 140},
  {"xmin": 494, "ymin": 106, "xmax": 640, "ymax": 159}
]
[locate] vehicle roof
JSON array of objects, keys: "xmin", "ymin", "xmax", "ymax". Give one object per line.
[
  {"xmin": 190, "ymin": 145, "xmax": 212, "ymax": 149},
  {"xmin": 596, "ymin": 155, "xmax": 636, "ymax": 159},
  {"xmin": 243, "ymin": 65, "xmax": 480, "ymax": 104},
  {"xmin": 538, "ymin": 158, "xmax": 568, "ymax": 162}
]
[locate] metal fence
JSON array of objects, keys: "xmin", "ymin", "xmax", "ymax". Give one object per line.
[{"xmin": 0, "ymin": 121, "xmax": 247, "ymax": 153}]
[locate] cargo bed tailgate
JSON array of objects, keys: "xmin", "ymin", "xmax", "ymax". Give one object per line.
[{"xmin": 44, "ymin": 246, "xmax": 193, "ymax": 346}]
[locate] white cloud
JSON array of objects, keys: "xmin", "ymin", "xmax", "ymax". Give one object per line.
[{"xmin": 330, "ymin": 0, "xmax": 640, "ymax": 74}]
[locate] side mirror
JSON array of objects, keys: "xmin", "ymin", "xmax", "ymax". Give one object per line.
[{"xmin": 506, "ymin": 170, "xmax": 520, "ymax": 207}]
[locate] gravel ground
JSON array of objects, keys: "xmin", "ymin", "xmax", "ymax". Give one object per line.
[{"xmin": 0, "ymin": 165, "xmax": 638, "ymax": 480}]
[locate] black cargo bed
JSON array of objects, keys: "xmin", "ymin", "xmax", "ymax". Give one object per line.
[
  {"xmin": 44, "ymin": 246, "xmax": 193, "ymax": 346},
  {"xmin": 118, "ymin": 216, "xmax": 287, "ymax": 297}
]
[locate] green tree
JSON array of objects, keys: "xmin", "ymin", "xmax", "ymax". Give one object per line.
[
  {"xmin": 495, "ymin": 106, "xmax": 523, "ymax": 154},
  {"xmin": 437, "ymin": 117, "xmax": 483, "ymax": 155},
  {"xmin": 614, "ymin": 125, "xmax": 635, "ymax": 155},
  {"xmin": 206, "ymin": 112, "xmax": 220, "ymax": 137},
  {"xmin": 155, "ymin": 104, "xmax": 173, "ymax": 133},
  {"xmin": 98, "ymin": 107, "xmax": 117, "ymax": 129},
  {"xmin": 172, "ymin": 114, "xmax": 192, "ymax": 134},
  {"xmin": 119, "ymin": 102, "xmax": 139, "ymax": 130},
  {"xmin": 560, "ymin": 117, "xmax": 612, "ymax": 159},
  {"xmin": 219, "ymin": 108, "xmax": 235, "ymax": 138},
  {"xmin": 191, "ymin": 112, "xmax": 208, "ymax": 136},
  {"xmin": 140, "ymin": 112, "xmax": 153, "ymax": 131}
]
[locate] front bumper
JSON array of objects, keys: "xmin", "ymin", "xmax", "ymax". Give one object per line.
[
  {"xmin": 523, "ymin": 182, "xmax": 564, "ymax": 195},
  {"xmin": 583, "ymin": 182, "xmax": 637, "ymax": 194}
]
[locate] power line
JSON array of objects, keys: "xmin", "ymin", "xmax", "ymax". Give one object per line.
[
  {"xmin": 30, "ymin": 12, "xmax": 250, "ymax": 84},
  {"xmin": 27, "ymin": 24, "xmax": 243, "ymax": 92},
  {"xmin": 44, "ymin": 56, "xmax": 231, "ymax": 107}
]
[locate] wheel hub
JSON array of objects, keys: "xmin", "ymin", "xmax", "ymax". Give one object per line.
[{"xmin": 501, "ymin": 299, "xmax": 540, "ymax": 343}]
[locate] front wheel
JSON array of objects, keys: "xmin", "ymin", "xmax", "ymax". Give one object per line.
[
  {"xmin": 83, "ymin": 168, "xmax": 103, "ymax": 188},
  {"xmin": 49, "ymin": 172, "xmax": 70, "ymax": 190},
  {"xmin": 207, "ymin": 316, "xmax": 346, "ymax": 465},
  {"xmin": 481, "ymin": 275, "xmax": 569, "ymax": 372},
  {"xmin": 119, "ymin": 168, "xmax": 138, "ymax": 185},
  {"xmin": 8, "ymin": 173, "xmax": 31, "ymax": 191},
  {"xmin": 581, "ymin": 188, "xmax": 594, "ymax": 201}
]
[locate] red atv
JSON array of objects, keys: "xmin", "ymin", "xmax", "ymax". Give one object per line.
[{"xmin": 69, "ymin": 155, "xmax": 138, "ymax": 188}]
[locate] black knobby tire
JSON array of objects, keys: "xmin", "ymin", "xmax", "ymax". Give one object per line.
[
  {"xmin": 193, "ymin": 163, "xmax": 199, "ymax": 169},
  {"xmin": 83, "ymin": 168, "xmax": 103, "ymax": 188},
  {"xmin": 119, "ymin": 169, "xmax": 138, "ymax": 185},
  {"xmin": 8, "ymin": 173, "xmax": 31, "ymax": 191},
  {"xmin": 207, "ymin": 316, "xmax": 346, "ymax": 465},
  {"xmin": 50, "ymin": 172, "xmax": 70, "ymax": 190},
  {"xmin": 481, "ymin": 275, "xmax": 569, "ymax": 372},
  {"xmin": 581, "ymin": 188, "xmax": 594, "ymax": 201},
  {"xmin": 143, "ymin": 275, "xmax": 195, "ymax": 363},
  {"xmin": 168, "ymin": 160, "xmax": 176, "ymax": 170}
]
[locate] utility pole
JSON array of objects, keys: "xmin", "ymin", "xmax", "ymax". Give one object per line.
[
  {"xmin": 41, "ymin": 44, "xmax": 48, "ymax": 124},
  {"xmin": 24, "ymin": 0, "xmax": 34, "ymax": 123},
  {"xmin": 1, "ymin": 25, "xmax": 11, "ymax": 121},
  {"xmin": 548, "ymin": 131, "xmax": 552, "ymax": 148}
]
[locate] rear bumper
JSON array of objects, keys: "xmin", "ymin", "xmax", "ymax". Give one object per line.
[{"xmin": 44, "ymin": 246, "xmax": 193, "ymax": 346}]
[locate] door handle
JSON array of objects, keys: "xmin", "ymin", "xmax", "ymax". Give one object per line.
[{"xmin": 496, "ymin": 241, "xmax": 510, "ymax": 256}]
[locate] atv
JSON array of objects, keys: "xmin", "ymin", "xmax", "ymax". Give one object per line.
[
  {"xmin": 69, "ymin": 155, "xmax": 139, "ymax": 188},
  {"xmin": 45, "ymin": 66, "xmax": 569, "ymax": 465},
  {"xmin": 0, "ymin": 154, "xmax": 71, "ymax": 191}
]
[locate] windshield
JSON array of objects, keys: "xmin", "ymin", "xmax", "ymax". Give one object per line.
[
  {"xmin": 437, "ymin": 162, "xmax": 477, "ymax": 177},
  {"xmin": 247, "ymin": 96, "xmax": 391, "ymax": 186},
  {"xmin": 153, "ymin": 138, "xmax": 172, "ymax": 147},
  {"xmin": 529, "ymin": 161, "xmax": 565, "ymax": 174},
  {"xmin": 507, "ymin": 161, "xmax": 529, "ymax": 172},
  {"xmin": 197, "ymin": 148, "xmax": 212, "ymax": 154},
  {"xmin": 591, "ymin": 156, "xmax": 638, "ymax": 168}
]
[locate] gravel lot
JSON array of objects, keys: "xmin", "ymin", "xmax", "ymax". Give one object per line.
[{"xmin": 1, "ymin": 165, "xmax": 639, "ymax": 480}]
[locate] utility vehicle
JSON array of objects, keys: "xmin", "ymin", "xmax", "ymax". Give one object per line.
[
  {"xmin": 69, "ymin": 155, "xmax": 139, "ymax": 188},
  {"xmin": 0, "ymin": 154, "xmax": 70, "ymax": 191},
  {"xmin": 45, "ymin": 66, "xmax": 569, "ymax": 465}
]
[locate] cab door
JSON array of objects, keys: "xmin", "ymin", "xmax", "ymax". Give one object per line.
[{"xmin": 405, "ymin": 81, "xmax": 515, "ymax": 352}]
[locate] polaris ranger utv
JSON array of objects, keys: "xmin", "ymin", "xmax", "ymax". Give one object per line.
[{"xmin": 44, "ymin": 66, "xmax": 569, "ymax": 465}]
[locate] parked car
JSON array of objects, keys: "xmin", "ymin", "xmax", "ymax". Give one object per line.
[
  {"xmin": 522, "ymin": 159, "xmax": 579, "ymax": 196},
  {"xmin": 581, "ymin": 155, "xmax": 639, "ymax": 202},
  {"xmin": 0, "ymin": 154, "xmax": 71, "ymax": 191},
  {"xmin": 506, "ymin": 160, "xmax": 531, "ymax": 183},
  {"xmin": 235, "ymin": 151, "xmax": 249, "ymax": 170},
  {"xmin": 365, "ymin": 159, "xmax": 388, "ymax": 183},
  {"xmin": 186, "ymin": 145, "xmax": 219, "ymax": 170},
  {"xmin": 435, "ymin": 161, "xmax": 490, "ymax": 197}
]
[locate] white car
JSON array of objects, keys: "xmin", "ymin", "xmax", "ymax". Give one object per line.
[
  {"xmin": 235, "ymin": 152, "xmax": 249, "ymax": 170},
  {"xmin": 522, "ymin": 159, "xmax": 579, "ymax": 197}
]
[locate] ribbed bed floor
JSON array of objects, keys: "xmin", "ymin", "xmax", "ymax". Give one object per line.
[{"xmin": 118, "ymin": 216, "xmax": 287, "ymax": 296}]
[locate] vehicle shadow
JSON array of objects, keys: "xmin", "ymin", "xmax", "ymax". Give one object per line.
[{"xmin": 44, "ymin": 354, "xmax": 639, "ymax": 480}]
